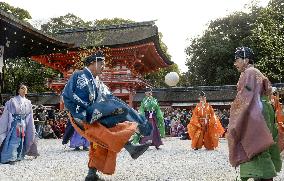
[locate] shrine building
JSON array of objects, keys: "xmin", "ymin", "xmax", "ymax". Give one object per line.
[{"xmin": 0, "ymin": 9, "xmax": 173, "ymax": 106}]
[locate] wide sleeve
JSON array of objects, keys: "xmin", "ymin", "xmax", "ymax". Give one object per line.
[
  {"xmin": 25, "ymin": 114, "xmax": 39, "ymax": 156},
  {"xmin": 228, "ymin": 69, "xmax": 274, "ymax": 167},
  {"xmin": 25, "ymin": 102, "xmax": 39, "ymax": 156},
  {"xmin": 228, "ymin": 70, "xmax": 256, "ymax": 145},
  {"xmin": 0, "ymin": 100, "xmax": 13, "ymax": 146},
  {"xmin": 62, "ymin": 72, "xmax": 88, "ymax": 121},
  {"xmin": 62, "ymin": 72, "xmax": 89, "ymax": 109},
  {"xmin": 228, "ymin": 70, "xmax": 256, "ymax": 137},
  {"xmin": 155, "ymin": 100, "xmax": 165, "ymax": 137},
  {"xmin": 208, "ymin": 105, "xmax": 224, "ymax": 136},
  {"xmin": 187, "ymin": 105, "xmax": 200, "ymax": 140}
]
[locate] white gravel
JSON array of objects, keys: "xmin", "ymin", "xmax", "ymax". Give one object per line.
[{"xmin": 0, "ymin": 137, "xmax": 284, "ymax": 181}]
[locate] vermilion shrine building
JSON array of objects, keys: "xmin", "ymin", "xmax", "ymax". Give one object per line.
[
  {"xmin": 0, "ymin": 9, "xmax": 172, "ymax": 106},
  {"xmin": 1, "ymin": 10, "xmax": 283, "ymax": 109}
]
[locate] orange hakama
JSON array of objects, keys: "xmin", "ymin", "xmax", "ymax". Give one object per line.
[
  {"xmin": 69, "ymin": 114, "xmax": 137, "ymax": 175},
  {"xmin": 187, "ymin": 102, "xmax": 224, "ymax": 150}
]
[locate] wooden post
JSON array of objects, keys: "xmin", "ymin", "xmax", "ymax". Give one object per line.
[
  {"xmin": 128, "ymin": 89, "xmax": 135, "ymax": 108},
  {"xmin": 59, "ymin": 96, "xmax": 64, "ymax": 111},
  {"xmin": 0, "ymin": 72, "xmax": 2, "ymax": 105},
  {"xmin": 0, "ymin": 45, "xmax": 4, "ymax": 105}
]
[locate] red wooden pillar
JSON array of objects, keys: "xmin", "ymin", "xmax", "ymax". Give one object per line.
[
  {"xmin": 59, "ymin": 96, "xmax": 64, "ymax": 111},
  {"xmin": 128, "ymin": 89, "xmax": 135, "ymax": 108}
]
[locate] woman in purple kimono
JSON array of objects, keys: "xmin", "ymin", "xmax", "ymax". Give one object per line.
[{"xmin": 0, "ymin": 84, "xmax": 39, "ymax": 164}]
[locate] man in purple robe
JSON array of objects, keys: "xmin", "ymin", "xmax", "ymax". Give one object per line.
[
  {"xmin": 0, "ymin": 84, "xmax": 39, "ymax": 164},
  {"xmin": 227, "ymin": 47, "xmax": 282, "ymax": 181}
]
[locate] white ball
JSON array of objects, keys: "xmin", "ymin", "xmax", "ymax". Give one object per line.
[{"xmin": 165, "ymin": 72, "xmax": 179, "ymax": 87}]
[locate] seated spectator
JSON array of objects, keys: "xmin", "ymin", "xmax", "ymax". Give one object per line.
[
  {"xmin": 170, "ymin": 120, "xmax": 185, "ymax": 137},
  {"xmin": 176, "ymin": 121, "xmax": 185, "ymax": 137},
  {"xmin": 50, "ymin": 120, "xmax": 62, "ymax": 138},
  {"xmin": 164, "ymin": 116, "xmax": 171, "ymax": 136},
  {"xmin": 47, "ymin": 109, "xmax": 55, "ymax": 120},
  {"xmin": 162, "ymin": 107, "xmax": 230, "ymax": 138},
  {"xmin": 180, "ymin": 127, "xmax": 189, "ymax": 140},
  {"xmin": 58, "ymin": 118, "xmax": 67, "ymax": 135},
  {"xmin": 42, "ymin": 121, "xmax": 57, "ymax": 139},
  {"xmin": 34, "ymin": 118, "xmax": 43, "ymax": 138},
  {"xmin": 170, "ymin": 120, "xmax": 179, "ymax": 137}
]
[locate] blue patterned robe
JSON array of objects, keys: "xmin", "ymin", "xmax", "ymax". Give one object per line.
[{"xmin": 62, "ymin": 68, "xmax": 152, "ymax": 136}]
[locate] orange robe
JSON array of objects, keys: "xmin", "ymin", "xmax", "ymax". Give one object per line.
[
  {"xmin": 272, "ymin": 95, "xmax": 284, "ymax": 151},
  {"xmin": 68, "ymin": 114, "xmax": 137, "ymax": 175},
  {"xmin": 187, "ymin": 102, "xmax": 224, "ymax": 150}
]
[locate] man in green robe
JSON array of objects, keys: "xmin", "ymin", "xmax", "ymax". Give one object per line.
[{"xmin": 134, "ymin": 89, "xmax": 165, "ymax": 149}]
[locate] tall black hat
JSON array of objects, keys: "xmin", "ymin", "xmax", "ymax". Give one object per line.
[
  {"xmin": 199, "ymin": 91, "xmax": 206, "ymax": 97},
  {"xmin": 145, "ymin": 86, "xmax": 152, "ymax": 93},
  {"xmin": 234, "ymin": 47, "xmax": 254, "ymax": 60},
  {"xmin": 84, "ymin": 51, "xmax": 105, "ymax": 65}
]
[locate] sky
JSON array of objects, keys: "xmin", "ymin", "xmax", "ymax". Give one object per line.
[{"xmin": 4, "ymin": 0, "xmax": 270, "ymax": 72}]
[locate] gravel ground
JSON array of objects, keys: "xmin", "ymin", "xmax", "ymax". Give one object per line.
[{"xmin": 0, "ymin": 137, "xmax": 284, "ymax": 181}]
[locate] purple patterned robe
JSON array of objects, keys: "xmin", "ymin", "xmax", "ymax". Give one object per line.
[{"xmin": 227, "ymin": 65, "xmax": 274, "ymax": 167}]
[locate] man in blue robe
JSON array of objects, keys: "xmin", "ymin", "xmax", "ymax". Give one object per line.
[{"xmin": 62, "ymin": 51, "xmax": 152, "ymax": 181}]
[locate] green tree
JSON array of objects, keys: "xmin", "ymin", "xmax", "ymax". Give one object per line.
[
  {"xmin": 95, "ymin": 18, "xmax": 134, "ymax": 26},
  {"xmin": 185, "ymin": 10, "xmax": 260, "ymax": 86},
  {"xmin": 3, "ymin": 58, "xmax": 59, "ymax": 93},
  {"xmin": 41, "ymin": 13, "xmax": 93, "ymax": 34},
  {"xmin": 178, "ymin": 71, "xmax": 191, "ymax": 87},
  {"xmin": 144, "ymin": 64, "xmax": 181, "ymax": 88},
  {"xmin": 0, "ymin": 3, "xmax": 50, "ymax": 94},
  {"xmin": 0, "ymin": 2, "xmax": 31, "ymax": 21},
  {"xmin": 185, "ymin": 0, "xmax": 284, "ymax": 85},
  {"xmin": 250, "ymin": 0, "xmax": 284, "ymax": 83}
]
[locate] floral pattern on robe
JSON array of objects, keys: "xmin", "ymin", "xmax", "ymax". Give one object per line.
[{"xmin": 227, "ymin": 65, "xmax": 275, "ymax": 167}]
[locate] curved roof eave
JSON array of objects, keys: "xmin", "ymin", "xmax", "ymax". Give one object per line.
[{"xmin": 0, "ymin": 9, "xmax": 73, "ymax": 48}]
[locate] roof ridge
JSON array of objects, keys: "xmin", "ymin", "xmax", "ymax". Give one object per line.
[
  {"xmin": 0, "ymin": 9, "xmax": 33, "ymax": 28},
  {"xmin": 137, "ymin": 85, "xmax": 238, "ymax": 92},
  {"xmin": 0, "ymin": 9, "xmax": 72, "ymax": 46},
  {"xmin": 56, "ymin": 20, "xmax": 156, "ymax": 34}
]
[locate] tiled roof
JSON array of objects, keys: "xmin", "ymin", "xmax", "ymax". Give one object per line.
[
  {"xmin": 0, "ymin": 11, "xmax": 171, "ymax": 65},
  {"xmin": 134, "ymin": 86, "xmax": 237, "ymax": 102},
  {"xmin": 0, "ymin": 9, "xmax": 73, "ymax": 59},
  {"xmin": 55, "ymin": 21, "xmax": 158, "ymax": 47}
]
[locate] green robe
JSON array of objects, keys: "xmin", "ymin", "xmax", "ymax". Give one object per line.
[
  {"xmin": 132, "ymin": 96, "xmax": 165, "ymax": 144},
  {"xmin": 240, "ymin": 96, "xmax": 282, "ymax": 180}
]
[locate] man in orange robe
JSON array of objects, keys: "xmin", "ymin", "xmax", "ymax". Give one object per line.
[{"xmin": 187, "ymin": 91, "xmax": 224, "ymax": 150}]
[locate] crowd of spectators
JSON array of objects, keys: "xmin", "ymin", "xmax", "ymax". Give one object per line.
[
  {"xmin": 33, "ymin": 105, "xmax": 68, "ymax": 139},
  {"xmin": 0, "ymin": 104, "xmax": 230, "ymax": 140}
]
